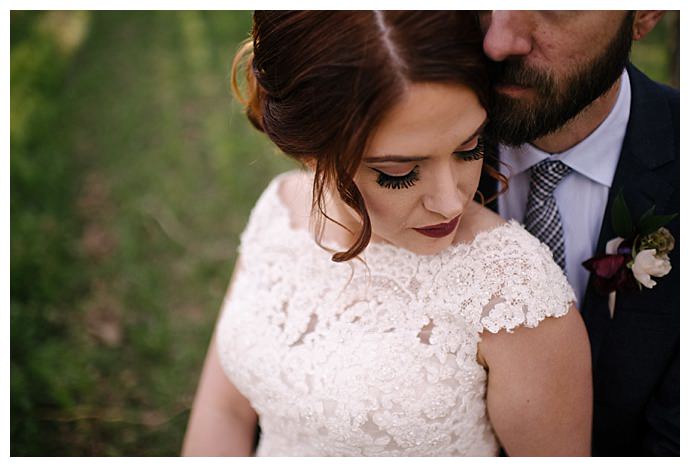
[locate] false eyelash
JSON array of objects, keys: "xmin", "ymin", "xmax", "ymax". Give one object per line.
[
  {"xmin": 454, "ymin": 136, "xmax": 485, "ymax": 161},
  {"xmin": 374, "ymin": 166, "xmax": 420, "ymax": 190}
]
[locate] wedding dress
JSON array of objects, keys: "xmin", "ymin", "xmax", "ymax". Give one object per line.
[{"xmin": 216, "ymin": 171, "xmax": 574, "ymax": 456}]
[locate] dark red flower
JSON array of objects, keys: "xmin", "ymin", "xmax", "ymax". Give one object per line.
[{"xmin": 582, "ymin": 254, "xmax": 636, "ymax": 295}]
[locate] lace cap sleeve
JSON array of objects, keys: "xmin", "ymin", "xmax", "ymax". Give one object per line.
[
  {"xmin": 474, "ymin": 221, "xmax": 576, "ymax": 334},
  {"xmin": 237, "ymin": 171, "xmax": 297, "ymax": 257}
]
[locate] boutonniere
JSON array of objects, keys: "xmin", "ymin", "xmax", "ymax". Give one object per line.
[{"xmin": 582, "ymin": 191, "xmax": 677, "ymax": 318}]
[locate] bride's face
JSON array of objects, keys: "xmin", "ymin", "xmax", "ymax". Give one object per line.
[{"xmin": 352, "ymin": 82, "xmax": 487, "ymax": 255}]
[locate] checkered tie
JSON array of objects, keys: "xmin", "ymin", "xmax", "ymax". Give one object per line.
[{"xmin": 524, "ymin": 159, "xmax": 572, "ymax": 271}]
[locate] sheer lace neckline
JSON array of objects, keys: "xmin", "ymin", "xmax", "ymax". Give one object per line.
[{"xmin": 270, "ymin": 170, "xmax": 513, "ymax": 260}]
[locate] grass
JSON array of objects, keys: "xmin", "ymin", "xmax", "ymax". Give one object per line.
[
  {"xmin": 11, "ymin": 11, "xmax": 293, "ymax": 456},
  {"xmin": 10, "ymin": 11, "xmax": 677, "ymax": 456}
]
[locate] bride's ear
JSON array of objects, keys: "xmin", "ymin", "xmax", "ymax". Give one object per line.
[{"xmin": 632, "ymin": 11, "xmax": 665, "ymax": 41}]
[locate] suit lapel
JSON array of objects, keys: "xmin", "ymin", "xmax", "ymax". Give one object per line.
[
  {"xmin": 594, "ymin": 64, "xmax": 676, "ymax": 256},
  {"xmin": 582, "ymin": 64, "xmax": 677, "ymax": 362}
]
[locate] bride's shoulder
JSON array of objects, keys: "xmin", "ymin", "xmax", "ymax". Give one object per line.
[
  {"xmin": 242, "ymin": 170, "xmax": 310, "ymax": 233},
  {"xmin": 456, "ymin": 205, "xmax": 576, "ymax": 335},
  {"xmin": 274, "ymin": 169, "xmax": 313, "ymax": 231}
]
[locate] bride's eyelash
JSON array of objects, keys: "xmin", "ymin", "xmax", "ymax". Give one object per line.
[
  {"xmin": 372, "ymin": 137, "xmax": 484, "ymax": 190},
  {"xmin": 453, "ymin": 136, "xmax": 485, "ymax": 161},
  {"xmin": 374, "ymin": 166, "xmax": 420, "ymax": 189}
]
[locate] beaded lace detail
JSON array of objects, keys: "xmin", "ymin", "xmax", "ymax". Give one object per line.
[{"xmin": 217, "ymin": 171, "xmax": 574, "ymax": 456}]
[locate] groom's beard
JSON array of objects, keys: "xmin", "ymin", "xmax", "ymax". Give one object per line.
[{"xmin": 486, "ymin": 13, "xmax": 635, "ymax": 147}]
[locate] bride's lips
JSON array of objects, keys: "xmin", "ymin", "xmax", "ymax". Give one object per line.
[{"xmin": 413, "ymin": 215, "xmax": 461, "ymax": 238}]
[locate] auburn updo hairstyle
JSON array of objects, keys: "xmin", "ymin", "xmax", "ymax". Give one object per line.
[{"xmin": 232, "ymin": 11, "xmax": 504, "ymax": 262}]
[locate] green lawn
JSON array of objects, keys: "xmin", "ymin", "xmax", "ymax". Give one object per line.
[
  {"xmin": 11, "ymin": 11, "xmax": 293, "ymax": 455},
  {"xmin": 10, "ymin": 11, "xmax": 677, "ymax": 456}
]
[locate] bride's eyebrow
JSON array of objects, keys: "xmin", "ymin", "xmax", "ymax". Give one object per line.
[{"xmin": 363, "ymin": 118, "xmax": 489, "ymax": 163}]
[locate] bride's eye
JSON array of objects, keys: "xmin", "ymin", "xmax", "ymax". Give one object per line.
[
  {"xmin": 453, "ymin": 136, "xmax": 485, "ymax": 161},
  {"xmin": 373, "ymin": 166, "xmax": 420, "ymax": 189}
]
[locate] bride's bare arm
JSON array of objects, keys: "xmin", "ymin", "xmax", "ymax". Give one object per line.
[
  {"xmin": 182, "ymin": 260, "xmax": 258, "ymax": 456},
  {"xmin": 477, "ymin": 305, "xmax": 592, "ymax": 456}
]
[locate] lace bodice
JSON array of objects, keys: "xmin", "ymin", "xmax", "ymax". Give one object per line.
[{"xmin": 216, "ymin": 171, "xmax": 575, "ymax": 456}]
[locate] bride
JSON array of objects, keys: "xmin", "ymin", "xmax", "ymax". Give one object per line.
[{"xmin": 182, "ymin": 11, "xmax": 591, "ymax": 456}]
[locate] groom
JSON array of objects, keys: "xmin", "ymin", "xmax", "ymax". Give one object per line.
[{"xmin": 477, "ymin": 11, "xmax": 679, "ymax": 456}]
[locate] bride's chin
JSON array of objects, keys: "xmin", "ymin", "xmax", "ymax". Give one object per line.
[{"xmin": 369, "ymin": 230, "xmax": 453, "ymax": 255}]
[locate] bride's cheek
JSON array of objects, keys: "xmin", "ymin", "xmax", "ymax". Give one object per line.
[{"xmin": 366, "ymin": 195, "xmax": 399, "ymax": 228}]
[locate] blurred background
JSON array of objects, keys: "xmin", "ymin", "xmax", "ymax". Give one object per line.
[{"xmin": 10, "ymin": 11, "xmax": 679, "ymax": 456}]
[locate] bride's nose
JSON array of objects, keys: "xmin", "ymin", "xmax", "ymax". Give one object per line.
[{"xmin": 422, "ymin": 169, "xmax": 464, "ymax": 220}]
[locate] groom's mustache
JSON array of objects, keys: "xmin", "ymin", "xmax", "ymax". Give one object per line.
[{"xmin": 489, "ymin": 59, "xmax": 554, "ymax": 96}]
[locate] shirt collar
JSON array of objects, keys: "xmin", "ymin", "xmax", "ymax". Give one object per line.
[{"xmin": 499, "ymin": 69, "xmax": 631, "ymax": 188}]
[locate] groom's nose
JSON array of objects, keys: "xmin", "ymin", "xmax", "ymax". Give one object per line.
[{"xmin": 482, "ymin": 11, "xmax": 533, "ymax": 62}]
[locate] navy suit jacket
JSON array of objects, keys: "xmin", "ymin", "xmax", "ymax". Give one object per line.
[{"xmin": 479, "ymin": 64, "xmax": 680, "ymax": 456}]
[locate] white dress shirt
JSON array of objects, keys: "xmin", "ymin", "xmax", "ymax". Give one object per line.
[{"xmin": 498, "ymin": 70, "xmax": 631, "ymax": 306}]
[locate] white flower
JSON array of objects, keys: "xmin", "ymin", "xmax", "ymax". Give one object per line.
[{"xmin": 631, "ymin": 249, "xmax": 672, "ymax": 288}]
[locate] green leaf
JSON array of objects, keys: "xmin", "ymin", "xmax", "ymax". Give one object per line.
[
  {"xmin": 638, "ymin": 213, "xmax": 678, "ymax": 236},
  {"xmin": 639, "ymin": 205, "xmax": 656, "ymax": 223},
  {"xmin": 611, "ymin": 191, "xmax": 634, "ymax": 238}
]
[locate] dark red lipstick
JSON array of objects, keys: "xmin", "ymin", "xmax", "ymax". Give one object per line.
[{"xmin": 413, "ymin": 215, "xmax": 460, "ymax": 239}]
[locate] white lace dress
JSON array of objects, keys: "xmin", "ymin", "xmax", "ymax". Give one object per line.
[{"xmin": 217, "ymin": 171, "xmax": 574, "ymax": 456}]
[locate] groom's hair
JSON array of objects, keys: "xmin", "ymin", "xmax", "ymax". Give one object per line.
[{"xmin": 233, "ymin": 11, "xmax": 505, "ymax": 262}]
